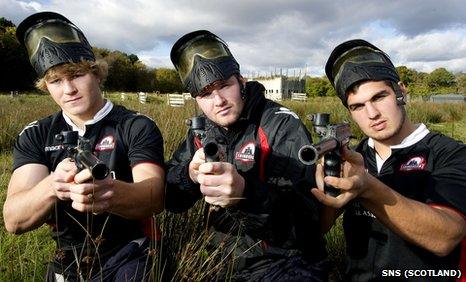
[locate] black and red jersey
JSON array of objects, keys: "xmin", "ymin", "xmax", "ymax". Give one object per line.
[
  {"xmin": 344, "ymin": 128, "xmax": 466, "ymax": 281},
  {"xmin": 12, "ymin": 102, "xmax": 164, "ymax": 275},
  {"xmin": 166, "ymin": 81, "xmax": 327, "ymax": 267}
]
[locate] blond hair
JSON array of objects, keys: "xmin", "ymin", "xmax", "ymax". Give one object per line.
[{"xmin": 35, "ymin": 60, "xmax": 108, "ymax": 92}]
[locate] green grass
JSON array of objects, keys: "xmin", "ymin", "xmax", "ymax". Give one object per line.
[{"xmin": 1, "ymin": 93, "xmax": 465, "ymax": 280}]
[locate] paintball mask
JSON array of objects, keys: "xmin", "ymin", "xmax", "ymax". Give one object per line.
[
  {"xmin": 170, "ymin": 30, "xmax": 240, "ymax": 97},
  {"xmin": 325, "ymin": 39, "xmax": 402, "ymax": 107},
  {"xmin": 16, "ymin": 11, "xmax": 95, "ymax": 77}
]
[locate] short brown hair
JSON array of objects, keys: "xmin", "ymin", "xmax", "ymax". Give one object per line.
[{"xmin": 35, "ymin": 60, "xmax": 108, "ymax": 92}]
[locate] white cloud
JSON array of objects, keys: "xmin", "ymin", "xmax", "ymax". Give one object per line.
[{"xmin": 4, "ymin": 0, "xmax": 466, "ymax": 75}]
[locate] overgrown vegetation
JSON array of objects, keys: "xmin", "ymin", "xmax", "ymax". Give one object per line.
[{"xmin": 0, "ymin": 93, "xmax": 465, "ymax": 281}]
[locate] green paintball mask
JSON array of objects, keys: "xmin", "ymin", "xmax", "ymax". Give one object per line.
[
  {"xmin": 16, "ymin": 11, "xmax": 95, "ymax": 77},
  {"xmin": 325, "ymin": 39, "xmax": 402, "ymax": 107},
  {"xmin": 170, "ymin": 30, "xmax": 240, "ymax": 97}
]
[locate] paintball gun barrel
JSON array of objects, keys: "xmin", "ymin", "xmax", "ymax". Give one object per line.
[
  {"xmin": 186, "ymin": 116, "xmax": 223, "ymax": 162},
  {"xmin": 55, "ymin": 131, "xmax": 110, "ymax": 180},
  {"xmin": 298, "ymin": 113, "xmax": 352, "ymax": 197},
  {"xmin": 203, "ymin": 141, "xmax": 220, "ymax": 162},
  {"xmin": 298, "ymin": 122, "xmax": 351, "ymax": 165}
]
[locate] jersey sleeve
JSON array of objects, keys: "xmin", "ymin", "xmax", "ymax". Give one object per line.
[
  {"xmin": 428, "ymin": 135, "xmax": 466, "ymax": 215},
  {"xmin": 124, "ymin": 115, "xmax": 164, "ymax": 168},
  {"xmin": 12, "ymin": 121, "xmax": 48, "ymax": 171},
  {"xmin": 165, "ymin": 130, "xmax": 202, "ymax": 213}
]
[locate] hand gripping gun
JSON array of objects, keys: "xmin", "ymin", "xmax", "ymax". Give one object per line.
[
  {"xmin": 298, "ymin": 113, "xmax": 351, "ymax": 197},
  {"xmin": 55, "ymin": 131, "xmax": 110, "ymax": 180}
]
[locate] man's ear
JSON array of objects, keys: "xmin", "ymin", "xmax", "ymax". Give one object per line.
[
  {"xmin": 94, "ymin": 74, "xmax": 102, "ymax": 85},
  {"xmin": 238, "ymin": 75, "xmax": 247, "ymax": 87},
  {"xmin": 398, "ymin": 81, "xmax": 407, "ymax": 97},
  {"xmin": 396, "ymin": 81, "xmax": 407, "ymax": 105}
]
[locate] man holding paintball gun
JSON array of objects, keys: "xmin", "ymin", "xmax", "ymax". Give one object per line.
[
  {"xmin": 315, "ymin": 39, "xmax": 466, "ymax": 281},
  {"xmin": 166, "ymin": 30, "xmax": 329, "ymax": 280},
  {"xmin": 3, "ymin": 12, "xmax": 165, "ymax": 281}
]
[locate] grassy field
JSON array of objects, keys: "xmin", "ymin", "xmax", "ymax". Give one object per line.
[{"xmin": 0, "ymin": 93, "xmax": 465, "ymax": 281}]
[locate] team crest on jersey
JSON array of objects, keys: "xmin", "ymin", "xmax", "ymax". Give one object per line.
[
  {"xmin": 235, "ymin": 142, "xmax": 255, "ymax": 162},
  {"xmin": 400, "ymin": 156, "xmax": 426, "ymax": 171},
  {"xmin": 95, "ymin": 135, "xmax": 115, "ymax": 151}
]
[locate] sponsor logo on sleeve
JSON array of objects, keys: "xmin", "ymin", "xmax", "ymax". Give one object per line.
[
  {"xmin": 95, "ymin": 135, "xmax": 115, "ymax": 151},
  {"xmin": 235, "ymin": 142, "xmax": 256, "ymax": 162},
  {"xmin": 399, "ymin": 156, "xmax": 426, "ymax": 171}
]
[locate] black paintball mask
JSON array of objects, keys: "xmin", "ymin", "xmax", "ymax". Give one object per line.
[
  {"xmin": 16, "ymin": 11, "xmax": 95, "ymax": 77},
  {"xmin": 170, "ymin": 30, "xmax": 241, "ymax": 98},
  {"xmin": 325, "ymin": 39, "xmax": 404, "ymax": 107}
]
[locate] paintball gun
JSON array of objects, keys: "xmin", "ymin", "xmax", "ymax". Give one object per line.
[
  {"xmin": 55, "ymin": 131, "xmax": 110, "ymax": 180},
  {"xmin": 186, "ymin": 116, "xmax": 227, "ymax": 210},
  {"xmin": 298, "ymin": 113, "xmax": 351, "ymax": 197},
  {"xmin": 186, "ymin": 116, "xmax": 224, "ymax": 162}
]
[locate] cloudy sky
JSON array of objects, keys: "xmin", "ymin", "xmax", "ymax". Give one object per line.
[{"xmin": 3, "ymin": 0, "xmax": 466, "ymax": 77}]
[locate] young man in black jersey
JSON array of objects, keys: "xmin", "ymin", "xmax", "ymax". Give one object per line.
[
  {"xmin": 317, "ymin": 39, "xmax": 466, "ymax": 281},
  {"xmin": 3, "ymin": 12, "xmax": 165, "ymax": 281},
  {"xmin": 166, "ymin": 30, "xmax": 329, "ymax": 280}
]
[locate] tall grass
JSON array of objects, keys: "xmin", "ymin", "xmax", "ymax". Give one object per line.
[{"xmin": 1, "ymin": 93, "xmax": 465, "ymax": 280}]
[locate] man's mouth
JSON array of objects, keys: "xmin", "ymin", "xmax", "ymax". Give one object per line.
[
  {"xmin": 217, "ymin": 106, "xmax": 231, "ymax": 115},
  {"xmin": 371, "ymin": 120, "xmax": 386, "ymax": 131},
  {"xmin": 65, "ymin": 97, "xmax": 82, "ymax": 103}
]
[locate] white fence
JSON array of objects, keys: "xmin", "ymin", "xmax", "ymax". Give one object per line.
[
  {"xmin": 291, "ymin": 92, "xmax": 307, "ymax": 101},
  {"xmin": 167, "ymin": 93, "xmax": 185, "ymax": 107},
  {"xmin": 138, "ymin": 92, "xmax": 147, "ymax": 104}
]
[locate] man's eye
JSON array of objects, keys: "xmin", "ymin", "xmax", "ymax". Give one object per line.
[
  {"xmin": 72, "ymin": 73, "xmax": 84, "ymax": 79},
  {"xmin": 349, "ymin": 105, "xmax": 363, "ymax": 111},
  {"xmin": 48, "ymin": 78, "xmax": 61, "ymax": 84},
  {"xmin": 198, "ymin": 91, "xmax": 211, "ymax": 98}
]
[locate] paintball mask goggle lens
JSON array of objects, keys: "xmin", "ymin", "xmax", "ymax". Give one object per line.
[
  {"xmin": 24, "ymin": 19, "xmax": 82, "ymax": 61},
  {"xmin": 176, "ymin": 36, "xmax": 231, "ymax": 82},
  {"xmin": 332, "ymin": 46, "xmax": 389, "ymax": 84}
]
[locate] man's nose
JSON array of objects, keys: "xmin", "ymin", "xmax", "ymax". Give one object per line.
[
  {"xmin": 63, "ymin": 79, "xmax": 77, "ymax": 95},
  {"xmin": 365, "ymin": 102, "xmax": 380, "ymax": 119},
  {"xmin": 212, "ymin": 89, "xmax": 226, "ymax": 106}
]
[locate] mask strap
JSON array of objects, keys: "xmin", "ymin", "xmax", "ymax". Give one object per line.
[
  {"xmin": 391, "ymin": 81, "xmax": 405, "ymax": 105},
  {"xmin": 236, "ymin": 76, "xmax": 246, "ymax": 100}
]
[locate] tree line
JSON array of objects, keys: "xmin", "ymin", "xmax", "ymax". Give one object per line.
[
  {"xmin": 2, "ymin": 17, "xmax": 466, "ymax": 96},
  {"xmin": 305, "ymin": 65, "xmax": 466, "ymax": 98},
  {"xmin": 0, "ymin": 17, "xmax": 184, "ymax": 93}
]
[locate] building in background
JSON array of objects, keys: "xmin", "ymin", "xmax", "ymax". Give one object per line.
[
  {"xmin": 252, "ymin": 76, "xmax": 305, "ymax": 101},
  {"xmin": 426, "ymin": 93, "xmax": 466, "ymax": 103}
]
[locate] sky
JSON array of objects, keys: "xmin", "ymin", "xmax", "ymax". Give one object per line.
[{"xmin": 3, "ymin": 0, "xmax": 466, "ymax": 77}]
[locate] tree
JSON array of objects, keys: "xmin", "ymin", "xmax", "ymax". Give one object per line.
[
  {"xmin": 154, "ymin": 68, "xmax": 184, "ymax": 93},
  {"xmin": 455, "ymin": 73, "xmax": 466, "ymax": 94},
  {"xmin": 426, "ymin": 68, "xmax": 456, "ymax": 89},
  {"xmin": 305, "ymin": 76, "xmax": 334, "ymax": 97},
  {"xmin": 0, "ymin": 17, "xmax": 15, "ymax": 31},
  {"xmin": 128, "ymin": 54, "xmax": 139, "ymax": 65},
  {"xmin": 0, "ymin": 22, "xmax": 36, "ymax": 91},
  {"xmin": 396, "ymin": 66, "xmax": 416, "ymax": 86}
]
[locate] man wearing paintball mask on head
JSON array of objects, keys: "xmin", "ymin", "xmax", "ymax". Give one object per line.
[
  {"xmin": 3, "ymin": 12, "xmax": 165, "ymax": 281},
  {"xmin": 165, "ymin": 30, "xmax": 329, "ymax": 280},
  {"xmin": 314, "ymin": 39, "xmax": 466, "ymax": 281}
]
